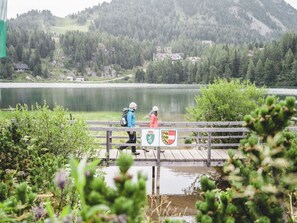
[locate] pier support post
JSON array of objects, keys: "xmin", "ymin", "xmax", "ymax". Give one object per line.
[
  {"xmin": 156, "ymin": 147, "xmax": 161, "ymax": 195},
  {"xmin": 197, "ymin": 131, "xmax": 201, "ymax": 149},
  {"xmin": 207, "ymin": 132, "xmax": 211, "ymax": 167},
  {"xmin": 152, "ymin": 166, "xmax": 155, "ymax": 195}
]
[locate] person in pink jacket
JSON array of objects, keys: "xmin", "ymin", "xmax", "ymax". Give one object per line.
[
  {"xmin": 148, "ymin": 106, "xmax": 164, "ymax": 152},
  {"xmin": 149, "ymin": 106, "xmax": 159, "ymax": 128}
]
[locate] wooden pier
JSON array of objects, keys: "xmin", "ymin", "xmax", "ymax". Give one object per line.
[
  {"xmin": 88, "ymin": 121, "xmax": 246, "ymax": 166},
  {"xmin": 87, "ymin": 121, "xmax": 297, "ymax": 194},
  {"xmin": 87, "ymin": 120, "xmax": 297, "ymax": 167},
  {"xmin": 94, "ymin": 147, "xmax": 240, "ymax": 167}
]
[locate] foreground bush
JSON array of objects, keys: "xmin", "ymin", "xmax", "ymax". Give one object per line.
[
  {"xmin": 196, "ymin": 96, "xmax": 297, "ymax": 223},
  {"xmin": 0, "ymin": 103, "xmax": 95, "ymax": 192},
  {"xmin": 0, "ymin": 104, "xmax": 185, "ymax": 222}
]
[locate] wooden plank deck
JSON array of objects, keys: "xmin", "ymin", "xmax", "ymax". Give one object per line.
[{"xmin": 97, "ymin": 148, "xmax": 237, "ymax": 167}]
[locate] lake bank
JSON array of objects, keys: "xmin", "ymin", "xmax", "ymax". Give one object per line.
[{"xmin": 0, "ymin": 82, "xmax": 202, "ymax": 89}]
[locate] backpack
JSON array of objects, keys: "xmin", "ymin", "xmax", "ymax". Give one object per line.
[{"xmin": 120, "ymin": 108, "xmax": 129, "ymax": 126}]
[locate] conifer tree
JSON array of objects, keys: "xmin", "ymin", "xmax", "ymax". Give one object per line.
[
  {"xmin": 69, "ymin": 154, "xmax": 147, "ymax": 223},
  {"xmin": 196, "ymin": 96, "xmax": 297, "ymax": 223}
]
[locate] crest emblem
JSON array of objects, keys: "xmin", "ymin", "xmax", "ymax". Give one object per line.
[
  {"xmin": 146, "ymin": 131, "xmax": 155, "ymax": 145},
  {"xmin": 161, "ymin": 130, "xmax": 177, "ymax": 145}
]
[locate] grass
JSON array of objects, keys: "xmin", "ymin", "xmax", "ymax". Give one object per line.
[
  {"xmin": 0, "ymin": 106, "xmax": 152, "ymax": 122},
  {"xmin": 0, "ymin": 110, "xmax": 15, "ymax": 120},
  {"xmin": 70, "ymin": 111, "xmax": 121, "ymax": 121},
  {"xmin": 146, "ymin": 195, "xmax": 193, "ymax": 222},
  {"xmin": 0, "ymin": 109, "xmax": 185, "ymax": 122},
  {"xmin": 68, "ymin": 111, "xmax": 152, "ymax": 122},
  {"xmin": 50, "ymin": 17, "xmax": 90, "ymax": 34}
]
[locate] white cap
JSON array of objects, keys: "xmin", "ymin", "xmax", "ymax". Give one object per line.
[
  {"xmin": 152, "ymin": 106, "xmax": 159, "ymax": 111},
  {"xmin": 129, "ymin": 102, "xmax": 137, "ymax": 109}
]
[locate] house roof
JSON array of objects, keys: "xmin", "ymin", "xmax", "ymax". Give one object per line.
[{"xmin": 14, "ymin": 63, "xmax": 29, "ymax": 70}]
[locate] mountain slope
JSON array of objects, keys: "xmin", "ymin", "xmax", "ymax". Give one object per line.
[{"xmin": 73, "ymin": 0, "xmax": 297, "ymax": 43}]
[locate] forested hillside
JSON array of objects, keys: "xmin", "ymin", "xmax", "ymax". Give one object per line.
[
  {"xmin": 77, "ymin": 0, "xmax": 297, "ymax": 43},
  {"xmin": 0, "ymin": 0, "xmax": 297, "ymax": 86}
]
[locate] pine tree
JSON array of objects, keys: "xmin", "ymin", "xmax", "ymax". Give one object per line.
[
  {"xmin": 196, "ymin": 96, "xmax": 297, "ymax": 223},
  {"xmin": 70, "ymin": 154, "xmax": 147, "ymax": 223},
  {"xmin": 246, "ymin": 60, "xmax": 255, "ymax": 83}
]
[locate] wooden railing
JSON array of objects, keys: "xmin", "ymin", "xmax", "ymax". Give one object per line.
[
  {"xmin": 86, "ymin": 121, "xmax": 297, "ymax": 166},
  {"xmin": 87, "ymin": 120, "xmax": 247, "ymax": 148}
]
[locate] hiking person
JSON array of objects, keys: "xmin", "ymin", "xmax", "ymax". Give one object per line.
[
  {"xmin": 118, "ymin": 102, "xmax": 140, "ymax": 155},
  {"xmin": 148, "ymin": 105, "xmax": 164, "ymax": 153},
  {"xmin": 141, "ymin": 105, "xmax": 159, "ymax": 153},
  {"xmin": 149, "ymin": 106, "xmax": 159, "ymax": 128}
]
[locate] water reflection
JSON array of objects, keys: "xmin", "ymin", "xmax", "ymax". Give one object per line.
[
  {"xmin": 101, "ymin": 166, "xmax": 216, "ymax": 195},
  {"xmin": 102, "ymin": 165, "xmax": 214, "ymax": 222},
  {"xmin": 0, "ymin": 86, "xmax": 200, "ymax": 119}
]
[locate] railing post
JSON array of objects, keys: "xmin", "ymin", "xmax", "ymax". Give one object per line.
[
  {"xmin": 109, "ymin": 124, "xmax": 113, "ymax": 146},
  {"xmin": 207, "ymin": 132, "xmax": 211, "ymax": 167},
  {"xmin": 106, "ymin": 130, "xmax": 111, "ymax": 163}
]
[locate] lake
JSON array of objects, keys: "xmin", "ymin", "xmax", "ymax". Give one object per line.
[
  {"xmin": 0, "ymin": 83, "xmax": 201, "ymax": 121},
  {"xmin": 1, "ymin": 83, "xmax": 296, "ymax": 120}
]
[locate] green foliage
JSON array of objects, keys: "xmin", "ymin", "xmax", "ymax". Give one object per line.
[
  {"xmin": 87, "ymin": 0, "xmax": 297, "ymax": 44},
  {"xmin": 244, "ymin": 96, "xmax": 296, "ymax": 138},
  {"xmin": 196, "ymin": 96, "xmax": 297, "ymax": 222},
  {"xmin": 187, "ymin": 79, "xmax": 266, "ymax": 121},
  {"xmin": 0, "ymin": 154, "xmax": 148, "ymax": 222},
  {"xmin": 164, "ymin": 219, "xmax": 185, "ymax": 223},
  {"xmin": 60, "ymin": 31, "xmax": 153, "ymax": 72},
  {"xmin": 196, "ymin": 177, "xmax": 236, "ymax": 223},
  {"xmin": 0, "ymin": 103, "xmax": 95, "ymax": 191},
  {"xmin": 54, "ymin": 155, "xmax": 147, "ymax": 223},
  {"xmin": 0, "ymin": 177, "xmax": 37, "ymax": 222},
  {"xmin": 117, "ymin": 153, "xmax": 134, "ymax": 174}
]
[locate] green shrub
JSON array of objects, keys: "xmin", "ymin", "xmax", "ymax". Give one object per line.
[
  {"xmin": 0, "ymin": 175, "xmax": 36, "ymax": 222},
  {"xmin": 0, "ymin": 103, "xmax": 96, "ymax": 192},
  {"xmin": 186, "ymin": 79, "xmax": 266, "ymax": 121},
  {"xmin": 196, "ymin": 96, "xmax": 297, "ymax": 222},
  {"xmin": 44, "ymin": 154, "xmax": 147, "ymax": 223}
]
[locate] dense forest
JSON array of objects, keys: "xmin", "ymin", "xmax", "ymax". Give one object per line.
[
  {"xmin": 79, "ymin": 0, "xmax": 297, "ymax": 44},
  {"xmin": 1, "ymin": 0, "xmax": 297, "ymax": 86},
  {"xmin": 137, "ymin": 33, "xmax": 297, "ymax": 86}
]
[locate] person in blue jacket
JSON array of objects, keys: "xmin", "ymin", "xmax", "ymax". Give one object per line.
[{"xmin": 118, "ymin": 102, "xmax": 140, "ymax": 155}]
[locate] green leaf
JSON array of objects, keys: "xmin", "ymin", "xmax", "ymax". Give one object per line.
[{"xmin": 86, "ymin": 204, "xmax": 110, "ymax": 218}]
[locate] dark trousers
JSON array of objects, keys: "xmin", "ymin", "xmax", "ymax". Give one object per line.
[{"xmin": 120, "ymin": 131, "xmax": 136, "ymax": 153}]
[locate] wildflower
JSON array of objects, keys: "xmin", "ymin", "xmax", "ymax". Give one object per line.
[
  {"xmin": 63, "ymin": 215, "xmax": 72, "ymax": 223},
  {"xmin": 54, "ymin": 170, "xmax": 68, "ymax": 190},
  {"xmin": 85, "ymin": 170, "xmax": 91, "ymax": 177},
  {"xmin": 32, "ymin": 205, "xmax": 46, "ymax": 220}
]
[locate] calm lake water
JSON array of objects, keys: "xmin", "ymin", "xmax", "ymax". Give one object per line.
[
  {"xmin": 0, "ymin": 83, "xmax": 200, "ymax": 120},
  {"xmin": 1, "ymin": 83, "xmax": 296, "ymax": 119}
]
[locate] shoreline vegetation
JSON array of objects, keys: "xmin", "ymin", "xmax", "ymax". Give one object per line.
[{"xmin": 0, "ymin": 111, "xmax": 185, "ymax": 122}]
